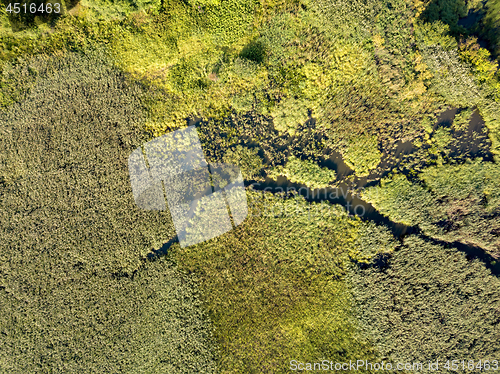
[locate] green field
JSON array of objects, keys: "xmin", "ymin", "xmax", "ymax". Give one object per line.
[{"xmin": 1, "ymin": 0, "xmax": 500, "ymax": 372}]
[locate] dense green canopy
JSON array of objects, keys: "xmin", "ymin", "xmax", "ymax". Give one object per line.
[
  {"xmin": 0, "ymin": 52, "xmax": 216, "ymax": 372},
  {"xmin": 1, "ymin": 0, "xmax": 500, "ymax": 372}
]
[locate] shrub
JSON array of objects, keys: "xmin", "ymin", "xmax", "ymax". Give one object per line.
[
  {"xmin": 270, "ymin": 95, "xmax": 310, "ymax": 135},
  {"xmin": 351, "ymin": 221, "xmax": 398, "ymax": 264},
  {"xmin": 428, "ymin": 126, "xmax": 453, "ymax": 156},
  {"xmin": 343, "ymin": 135, "xmax": 382, "ymax": 177},
  {"xmin": 459, "ymin": 37, "xmax": 499, "ymax": 85},
  {"xmin": 420, "ymin": 0, "xmax": 468, "ymax": 34},
  {"xmin": 2, "ymin": 0, "xmax": 68, "ymax": 31},
  {"xmin": 239, "ymin": 38, "xmax": 267, "ymax": 63},
  {"xmin": 484, "ymin": 0, "xmax": 500, "ymax": 57},
  {"xmin": 204, "ymin": 0, "xmax": 256, "ymax": 45},
  {"xmin": 363, "ymin": 160, "xmax": 500, "ymax": 257},
  {"xmin": 222, "ymin": 144, "xmax": 264, "ymax": 181},
  {"xmin": 80, "ymin": 0, "xmax": 161, "ymax": 20},
  {"xmin": 422, "ymin": 45, "xmax": 483, "ymax": 107},
  {"xmin": 363, "ymin": 173, "xmax": 437, "ymax": 227},
  {"xmin": 414, "ymin": 20, "xmax": 458, "ymax": 50},
  {"xmin": 452, "ymin": 107, "xmax": 474, "ymax": 131}
]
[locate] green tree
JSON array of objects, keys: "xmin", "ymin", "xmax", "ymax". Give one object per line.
[
  {"xmin": 484, "ymin": 0, "xmax": 500, "ymax": 57},
  {"xmin": 267, "ymin": 155, "xmax": 336, "ymax": 188}
]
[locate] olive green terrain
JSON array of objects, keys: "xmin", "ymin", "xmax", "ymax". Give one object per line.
[{"xmin": 1, "ymin": 0, "xmax": 500, "ymax": 373}]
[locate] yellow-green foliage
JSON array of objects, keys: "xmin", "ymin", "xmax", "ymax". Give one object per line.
[
  {"xmin": 310, "ymin": 0, "xmax": 373, "ymax": 42},
  {"xmin": 459, "ymin": 37, "xmax": 499, "ymax": 85},
  {"xmin": 0, "ymin": 52, "xmax": 217, "ymax": 372},
  {"xmin": 414, "ymin": 20, "xmax": 458, "ymax": 50},
  {"xmin": 428, "ymin": 126, "xmax": 453, "ymax": 156},
  {"xmin": 420, "ymin": 114, "xmax": 436, "ymax": 133},
  {"xmin": 419, "ymin": 41, "xmax": 500, "ymax": 157},
  {"xmin": 109, "ymin": 12, "xmax": 222, "ymax": 129},
  {"xmin": 363, "ymin": 160, "xmax": 500, "ymax": 257},
  {"xmin": 79, "ymin": 0, "xmax": 161, "ymax": 20},
  {"xmin": 169, "ymin": 191, "xmax": 378, "ymax": 374},
  {"xmin": 485, "ymin": 0, "xmax": 500, "ymax": 57},
  {"xmin": 222, "ymin": 144, "xmax": 264, "ymax": 181},
  {"xmin": 104, "ymin": 0, "xmax": 379, "ymax": 146},
  {"xmin": 0, "ymin": 5, "xmax": 11, "ymax": 31},
  {"xmin": 420, "ymin": 159, "xmax": 500, "ymax": 215},
  {"xmin": 188, "ymin": 0, "xmax": 221, "ymax": 6},
  {"xmin": 315, "ymin": 71, "xmax": 414, "ymax": 176},
  {"xmin": 362, "ymin": 174, "xmax": 435, "ymax": 227},
  {"xmin": 351, "ymin": 221, "xmax": 398, "ymax": 264},
  {"xmin": 343, "ymin": 135, "xmax": 382, "ymax": 177},
  {"xmin": 267, "ymin": 156, "xmax": 336, "ymax": 188},
  {"xmin": 204, "ymin": 0, "xmax": 256, "ymax": 45},
  {"xmin": 0, "ymin": 257, "xmax": 218, "ymax": 373},
  {"xmin": 350, "ymin": 235, "xmax": 500, "ymax": 364},
  {"xmin": 296, "ymin": 63, "xmax": 333, "ymax": 101},
  {"xmin": 227, "ymin": 57, "xmax": 268, "ymax": 112},
  {"xmin": 452, "ymin": 108, "xmax": 473, "ymax": 131},
  {"xmin": 328, "ymin": 42, "xmax": 372, "ymax": 84},
  {"xmin": 479, "ymin": 100, "xmax": 500, "ymax": 158},
  {"xmin": 104, "ymin": 1, "xmax": 261, "ymax": 130},
  {"xmin": 110, "ymin": 24, "xmax": 177, "ymax": 79},
  {"xmin": 3, "ymin": 1, "xmax": 500, "ymax": 371},
  {"xmin": 270, "ymin": 96, "xmax": 310, "ymax": 135},
  {"xmin": 270, "ymin": 61, "xmax": 336, "ymax": 135},
  {"xmin": 458, "ymin": 37, "xmax": 500, "ymax": 104},
  {"xmin": 422, "ymin": 45, "xmax": 483, "ymax": 107}
]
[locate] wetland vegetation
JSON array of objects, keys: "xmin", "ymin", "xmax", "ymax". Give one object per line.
[{"xmin": 1, "ymin": 0, "xmax": 500, "ymax": 372}]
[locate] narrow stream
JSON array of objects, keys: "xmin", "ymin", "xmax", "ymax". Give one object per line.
[
  {"xmin": 245, "ymin": 107, "xmax": 499, "ymax": 275},
  {"xmin": 152, "ymin": 108, "xmax": 500, "ymax": 275},
  {"xmin": 245, "ymin": 177, "xmax": 411, "ymax": 237},
  {"xmin": 247, "ymin": 176, "xmax": 500, "ymax": 276}
]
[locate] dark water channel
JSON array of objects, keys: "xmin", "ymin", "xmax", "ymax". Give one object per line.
[
  {"xmin": 153, "ymin": 108, "xmax": 500, "ymax": 275},
  {"xmin": 434, "ymin": 108, "xmax": 493, "ymax": 160},
  {"xmin": 246, "ymin": 177, "xmax": 411, "ymax": 237},
  {"xmin": 457, "ymin": 8, "xmax": 491, "ymax": 50},
  {"xmin": 247, "ymin": 176, "xmax": 500, "ymax": 276},
  {"xmin": 318, "ymin": 108, "xmax": 493, "ymax": 189}
]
